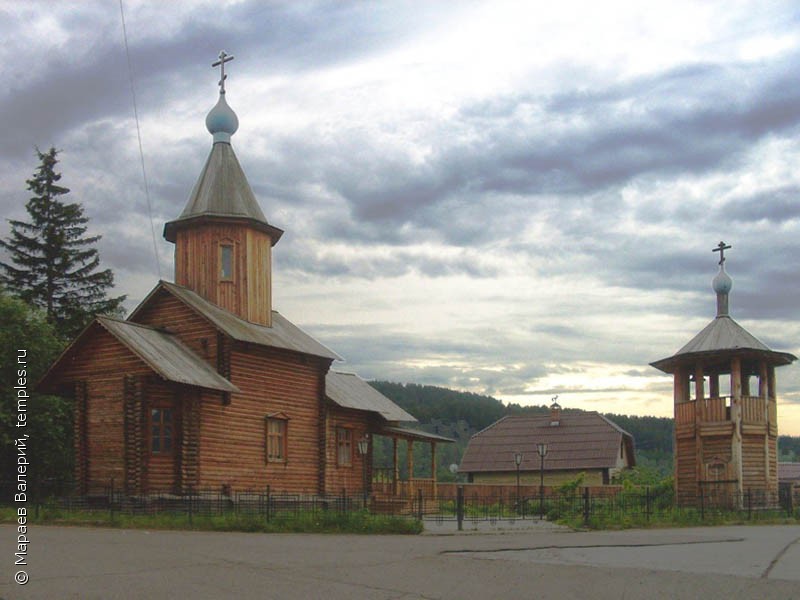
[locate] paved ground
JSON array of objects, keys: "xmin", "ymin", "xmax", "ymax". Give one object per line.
[{"xmin": 2, "ymin": 524, "xmax": 799, "ymax": 599}]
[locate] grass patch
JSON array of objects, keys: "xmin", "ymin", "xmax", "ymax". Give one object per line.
[{"xmin": 0, "ymin": 506, "xmax": 422, "ymax": 535}]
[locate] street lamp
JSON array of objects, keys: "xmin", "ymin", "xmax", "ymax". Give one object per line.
[
  {"xmin": 537, "ymin": 442, "xmax": 548, "ymax": 519},
  {"xmin": 514, "ymin": 451, "xmax": 523, "ymax": 511},
  {"xmin": 357, "ymin": 436, "xmax": 369, "ymax": 508}
]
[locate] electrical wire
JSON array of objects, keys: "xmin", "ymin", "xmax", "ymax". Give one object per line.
[{"xmin": 119, "ymin": 0, "xmax": 162, "ymax": 279}]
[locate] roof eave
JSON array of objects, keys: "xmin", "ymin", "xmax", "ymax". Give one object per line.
[{"xmin": 163, "ymin": 214, "xmax": 284, "ymax": 245}]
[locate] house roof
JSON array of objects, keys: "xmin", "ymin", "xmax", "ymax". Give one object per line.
[
  {"xmin": 458, "ymin": 412, "xmax": 635, "ymax": 474},
  {"xmin": 38, "ymin": 316, "xmax": 239, "ymax": 394},
  {"xmin": 325, "ymin": 371, "xmax": 417, "ymax": 422},
  {"xmin": 130, "ymin": 281, "xmax": 341, "ymax": 362},
  {"xmin": 650, "ymin": 315, "xmax": 796, "ymax": 373},
  {"xmin": 778, "ymin": 462, "xmax": 800, "ymax": 482},
  {"xmin": 163, "ymin": 141, "xmax": 283, "ymax": 244}
]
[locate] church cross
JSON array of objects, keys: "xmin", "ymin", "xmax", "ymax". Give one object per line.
[
  {"xmin": 212, "ymin": 50, "xmax": 235, "ymax": 94},
  {"xmin": 712, "ymin": 241, "xmax": 731, "ymax": 265}
]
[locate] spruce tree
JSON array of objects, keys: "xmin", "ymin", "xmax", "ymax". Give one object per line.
[{"xmin": 0, "ymin": 147, "xmax": 125, "ymax": 338}]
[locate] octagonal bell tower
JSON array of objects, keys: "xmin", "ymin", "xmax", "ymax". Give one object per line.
[
  {"xmin": 651, "ymin": 243, "xmax": 796, "ymax": 506},
  {"xmin": 163, "ymin": 51, "xmax": 283, "ymax": 326}
]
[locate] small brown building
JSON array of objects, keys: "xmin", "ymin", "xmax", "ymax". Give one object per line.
[
  {"xmin": 651, "ymin": 244, "xmax": 796, "ymax": 506},
  {"xmin": 37, "ymin": 57, "xmax": 449, "ymax": 500},
  {"xmin": 458, "ymin": 406, "xmax": 635, "ymax": 486}
]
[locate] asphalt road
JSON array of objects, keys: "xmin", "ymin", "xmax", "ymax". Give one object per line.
[{"xmin": 2, "ymin": 524, "xmax": 799, "ymax": 599}]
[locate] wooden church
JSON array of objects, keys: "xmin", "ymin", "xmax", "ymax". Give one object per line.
[
  {"xmin": 38, "ymin": 53, "xmax": 450, "ymax": 499},
  {"xmin": 651, "ymin": 243, "xmax": 796, "ymax": 506}
]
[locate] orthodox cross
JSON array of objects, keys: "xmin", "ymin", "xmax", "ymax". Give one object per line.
[
  {"xmin": 212, "ymin": 50, "xmax": 234, "ymax": 94},
  {"xmin": 713, "ymin": 241, "xmax": 731, "ymax": 265}
]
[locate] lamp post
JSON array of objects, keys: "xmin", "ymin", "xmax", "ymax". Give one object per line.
[
  {"xmin": 514, "ymin": 452, "xmax": 523, "ymax": 512},
  {"xmin": 537, "ymin": 442, "xmax": 548, "ymax": 519},
  {"xmin": 357, "ymin": 436, "xmax": 369, "ymax": 509}
]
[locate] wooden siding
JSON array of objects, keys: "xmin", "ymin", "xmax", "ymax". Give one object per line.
[
  {"xmin": 51, "ymin": 327, "xmax": 154, "ymax": 495},
  {"xmin": 132, "ymin": 290, "xmax": 219, "ymax": 365},
  {"xmin": 325, "ymin": 406, "xmax": 371, "ymax": 495},
  {"xmin": 197, "ymin": 343, "xmax": 329, "ymax": 494},
  {"xmin": 174, "ymin": 224, "xmax": 272, "ymax": 326},
  {"xmin": 86, "ymin": 376, "xmax": 125, "ymax": 495}
]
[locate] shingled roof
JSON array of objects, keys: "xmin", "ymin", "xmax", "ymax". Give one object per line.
[
  {"xmin": 459, "ymin": 411, "xmax": 635, "ymax": 474},
  {"xmin": 778, "ymin": 462, "xmax": 800, "ymax": 482}
]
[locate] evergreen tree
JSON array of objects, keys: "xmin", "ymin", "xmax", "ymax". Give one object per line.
[{"xmin": 0, "ymin": 147, "xmax": 125, "ymax": 338}]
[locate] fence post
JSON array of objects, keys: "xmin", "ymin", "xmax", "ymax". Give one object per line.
[
  {"xmin": 747, "ymin": 488, "xmax": 752, "ymax": 520},
  {"xmin": 645, "ymin": 486, "xmax": 651, "ymax": 522},
  {"xmin": 266, "ymin": 485, "xmax": 271, "ymax": 522},
  {"xmin": 417, "ymin": 488, "xmax": 423, "ymax": 521},
  {"xmin": 110, "ymin": 477, "xmax": 115, "ymax": 522},
  {"xmin": 456, "ymin": 485, "xmax": 464, "ymax": 531},
  {"xmin": 699, "ymin": 487, "xmax": 704, "ymax": 521},
  {"xmin": 583, "ymin": 487, "xmax": 590, "ymax": 527}
]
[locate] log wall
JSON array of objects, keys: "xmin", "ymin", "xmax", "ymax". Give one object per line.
[
  {"xmin": 197, "ymin": 343, "xmax": 331, "ymax": 494},
  {"xmin": 324, "ymin": 406, "xmax": 371, "ymax": 494}
]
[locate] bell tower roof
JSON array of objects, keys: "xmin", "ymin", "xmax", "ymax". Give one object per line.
[
  {"xmin": 650, "ymin": 242, "xmax": 796, "ymax": 373},
  {"xmin": 163, "ymin": 51, "xmax": 283, "ymax": 244}
]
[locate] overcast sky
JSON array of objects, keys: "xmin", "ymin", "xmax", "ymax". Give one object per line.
[{"xmin": 3, "ymin": 0, "xmax": 800, "ymax": 434}]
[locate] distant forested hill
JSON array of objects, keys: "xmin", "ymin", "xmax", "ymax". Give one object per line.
[{"xmin": 369, "ymin": 380, "xmax": 800, "ymax": 480}]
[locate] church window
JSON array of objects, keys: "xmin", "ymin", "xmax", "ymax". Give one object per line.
[
  {"xmin": 337, "ymin": 427, "xmax": 352, "ymax": 466},
  {"xmin": 220, "ymin": 244, "xmax": 233, "ymax": 280},
  {"xmin": 266, "ymin": 417, "xmax": 287, "ymax": 462},
  {"xmin": 150, "ymin": 408, "xmax": 173, "ymax": 454}
]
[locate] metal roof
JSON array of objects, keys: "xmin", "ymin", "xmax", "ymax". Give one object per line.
[
  {"xmin": 325, "ymin": 371, "xmax": 417, "ymax": 422},
  {"xmin": 458, "ymin": 412, "xmax": 635, "ymax": 474},
  {"xmin": 163, "ymin": 142, "xmax": 283, "ymax": 243},
  {"xmin": 38, "ymin": 316, "xmax": 239, "ymax": 394},
  {"xmin": 131, "ymin": 281, "xmax": 341, "ymax": 361},
  {"xmin": 650, "ymin": 315, "xmax": 796, "ymax": 373},
  {"xmin": 379, "ymin": 425, "xmax": 455, "ymax": 443},
  {"xmin": 97, "ymin": 317, "xmax": 239, "ymax": 393}
]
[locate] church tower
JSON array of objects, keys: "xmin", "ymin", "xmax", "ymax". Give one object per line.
[
  {"xmin": 651, "ymin": 243, "xmax": 796, "ymax": 506},
  {"xmin": 163, "ymin": 51, "xmax": 283, "ymax": 326}
]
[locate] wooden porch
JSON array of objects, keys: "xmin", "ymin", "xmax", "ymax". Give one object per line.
[{"xmin": 367, "ymin": 425, "xmax": 453, "ymax": 509}]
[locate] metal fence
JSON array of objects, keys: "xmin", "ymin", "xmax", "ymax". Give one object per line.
[{"xmin": 5, "ymin": 480, "xmax": 798, "ymax": 529}]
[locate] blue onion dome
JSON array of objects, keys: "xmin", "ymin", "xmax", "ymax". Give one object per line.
[
  {"xmin": 712, "ymin": 264, "xmax": 733, "ymax": 295},
  {"xmin": 205, "ymin": 93, "xmax": 239, "ymax": 143}
]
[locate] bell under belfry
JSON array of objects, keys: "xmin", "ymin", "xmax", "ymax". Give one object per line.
[{"xmin": 651, "ymin": 242, "xmax": 796, "ymax": 507}]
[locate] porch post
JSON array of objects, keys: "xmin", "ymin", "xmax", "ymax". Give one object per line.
[
  {"xmin": 407, "ymin": 440, "xmax": 414, "ymax": 497},
  {"xmin": 431, "ymin": 442, "xmax": 437, "ymax": 499},
  {"xmin": 392, "ymin": 437, "xmax": 399, "ymax": 496}
]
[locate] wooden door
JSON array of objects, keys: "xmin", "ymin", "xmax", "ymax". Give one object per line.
[{"xmin": 145, "ymin": 383, "xmax": 181, "ymax": 493}]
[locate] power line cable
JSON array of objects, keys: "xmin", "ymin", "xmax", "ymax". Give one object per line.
[{"xmin": 119, "ymin": 0, "xmax": 162, "ymax": 279}]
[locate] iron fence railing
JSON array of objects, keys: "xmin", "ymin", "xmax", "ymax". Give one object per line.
[{"xmin": 4, "ymin": 479, "xmax": 798, "ymax": 529}]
